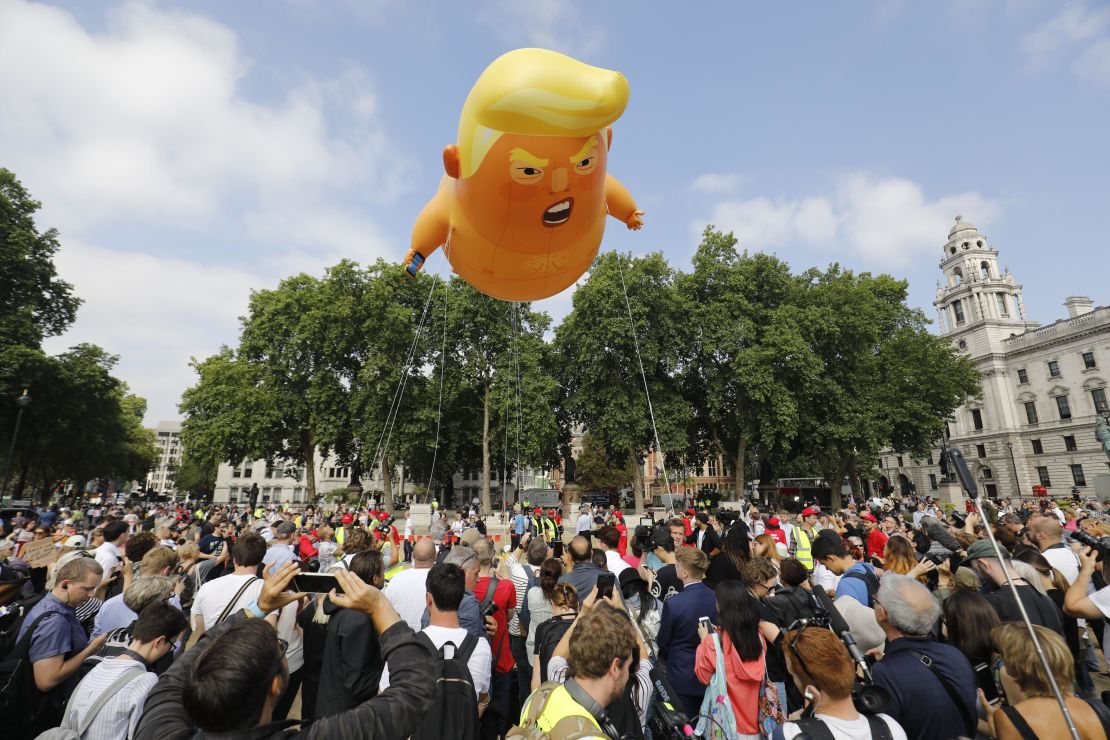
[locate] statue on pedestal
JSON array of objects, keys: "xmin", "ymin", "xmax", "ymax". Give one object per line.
[{"xmin": 1096, "ymin": 414, "xmax": 1110, "ymax": 462}]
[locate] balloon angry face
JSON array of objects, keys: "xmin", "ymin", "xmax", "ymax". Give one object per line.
[{"xmin": 457, "ymin": 131, "xmax": 608, "ymax": 254}]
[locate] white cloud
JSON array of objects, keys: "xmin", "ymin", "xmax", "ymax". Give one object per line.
[
  {"xmin": 1022, "ymin": 2, "xmax": 1110, "ymax": 83},
  {"xmin": 42, "ymin": 240, "xmax": 264, "ymax": 424},
  {"xmin": 482, "ymin": 0, "xmax": 605, "ymax": 59},
  {"xmin": 691, "ymin": 173, "xmax": 743, "ymax": 194},
  {"xmin": 0, "ymin": 0, "xmax": 404, "ymax": 257},
  {"xmin": 700, "ymin": 174, "xmax": 1000, "ymax": 268}
]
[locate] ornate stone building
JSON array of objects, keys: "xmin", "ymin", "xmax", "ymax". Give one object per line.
[{"xmin": 881, "ymin": 216, "xmax": 1109, "ymax": 499}]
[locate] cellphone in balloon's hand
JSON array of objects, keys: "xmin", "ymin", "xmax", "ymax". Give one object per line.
[{"xmin": 595, "ymin": 571, "xmax": 615, "ymax": 600}]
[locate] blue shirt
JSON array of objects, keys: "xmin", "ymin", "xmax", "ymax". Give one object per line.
[
  {"xmin": 17, "ymin": 593, "xmax": 89, "ymax": 701},
  {"xmin": 835, "ymin": 562, "xmax": 877, "ymax": 606},
  {"xmin": 512, "ymin": 514, "xmax": 527, "ymax": 535},
  {"xmin": 261, "ymin": 542, "xmax": 295, "ymax": 575},
  {"xmin": 872, "ymin": 636, "xmax": 977, "ymax": 740},
  {"xmin": 92, "ymin": 592, "xmax": 184, "ymax": 638}
]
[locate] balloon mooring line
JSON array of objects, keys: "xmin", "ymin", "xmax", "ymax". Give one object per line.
[
  {"xmin": 425, "ymin": 274, "xmax": 449, "ymax": 498},
  {"xmin": 615, "ymin": 252, "xmax": 672, "ymax": 501}
]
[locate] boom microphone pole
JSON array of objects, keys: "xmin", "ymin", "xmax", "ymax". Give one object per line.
[{"xmin": 947, "ymin": 446, "xmax": 1080, "ymax": 740}]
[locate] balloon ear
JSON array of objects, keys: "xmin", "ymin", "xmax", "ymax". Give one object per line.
[
  {"xmin": 606, "ymin": 126, "xmax": 613, "ymax": 151},
  {"xmin": 443, "ymin": 145, "xmax": 460, "ymax": 179}
]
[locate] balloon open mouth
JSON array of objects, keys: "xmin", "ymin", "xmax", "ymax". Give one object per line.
[{"xmin": 542, "ymin": 197, "xmax": 574, "ymax": 227}]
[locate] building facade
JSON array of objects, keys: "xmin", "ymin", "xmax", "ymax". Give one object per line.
[
  {"xmin": 883, "ymin": 216, "xmax": 1110, "ymax": 499},
  {"xmin": 212, "ymin": 451, "xmax": 551, "ymax": 508},
  {"xmin": 145, "ymin": 421, "xmax": 182, "ymax": 495}
]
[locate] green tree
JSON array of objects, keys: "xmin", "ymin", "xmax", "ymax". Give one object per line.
[
  {"xmin": 676, "ymin": 227, "xmax": 822, "ymax": 499},
  {"xmin": 554, "ymin": 252, "xmax": 692, "ymax": 513},
  {"xmin": 173, "ymin": 451, "xmax": 219, "ymax": 499},
  {"xmin": 794, "ymin": 266, "xmax": 980, "ymax": 505},
  {"xmin": 0, "ymin": 168, "xmax": 80, "ymax": 348},
  {"xmin": 574, "ymin": 432, "xmax": 634, "ymax": 490}
]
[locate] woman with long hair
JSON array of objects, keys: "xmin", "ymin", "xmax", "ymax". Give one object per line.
[
  {"xmin": 943, "ymin": 589, "xmax": 1001, "ymax": 739},
  {"xmin": 526, "ymin": 557, "xmax": 564, "ymax": 662},
  {"xmin": 695, "ymin": 581, "xmax": 767, "ymax": 739},
  {"xmin": 531, "ymin": 581, "xmax": 579, "ymax": 688},
  {"xmin": 883, "ymin": 536, "xmax": 921, "ymax": 578},
  {"xmin": 707, "ymin": 524, "xmax": 751, "ymax": 587},
  {"xmin": 1013, "ymin": 547, "xmax": 1092, "ymax": 696},
  {"xmin": 752, "ymin": 533, "xmax": 783, "ymax": 567}
]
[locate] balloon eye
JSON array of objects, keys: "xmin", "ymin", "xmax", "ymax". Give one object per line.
[
  {"xmin": 578, "ymin": 158, "xmax": 591, "ymax": 167},
  {"xmin": 523, "ymin": 167, "xmax": 539, "ymax": 176}
]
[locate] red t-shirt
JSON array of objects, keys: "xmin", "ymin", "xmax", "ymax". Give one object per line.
[
  {"xmin": 474, "ymin": 575, "xmax": 517, "ymax": 674},
  {"xmin": 866, "ymin": 529, "xmax": 888, "ymax": 559}
]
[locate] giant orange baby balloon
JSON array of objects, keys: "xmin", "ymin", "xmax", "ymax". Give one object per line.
[{"xmin": 404, "ymin": 48, "xmax": 643, "ymax": 301}]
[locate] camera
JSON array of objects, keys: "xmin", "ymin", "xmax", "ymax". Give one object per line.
[
  {"xmin": 949, "ymin": 512, "xmax": 966, "ymax": 529},
  {"xmin": 480, "ymin": 601, "xmax": 499, "ymax": 618},
  {"xmin": 1070, "ymin": 529, "xmax": 1110, "ymax": 561}
]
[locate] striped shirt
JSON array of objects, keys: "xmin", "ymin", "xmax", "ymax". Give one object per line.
[{"xmin": 62, "ymin": 657, "xmax": 156, "ymax": 740}]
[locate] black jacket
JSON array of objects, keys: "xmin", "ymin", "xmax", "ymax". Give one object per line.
[
  {"xmin": 316, "ymin": 600, "xmax": 384, "ymax": 717},
  {"xmin": 133, "ymin": 610, "xmax": 437, "ymax": 740},
  {"xmin": 685, "ymin": 526, "xmax": 721, "ymax": 555}
]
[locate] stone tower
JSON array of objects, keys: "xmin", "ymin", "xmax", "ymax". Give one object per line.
[{"xmin": 934, "ymin": 215, "xmax": 1038, "ymax": 355}]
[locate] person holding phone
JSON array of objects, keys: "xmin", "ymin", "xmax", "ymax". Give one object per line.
[{"xmin": 657, "ymin": 547, "xmax": 716, "ymax": 719}]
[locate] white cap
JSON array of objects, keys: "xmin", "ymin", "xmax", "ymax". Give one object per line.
[{"xmin": 65, "ymin": 535, "xmax": 87, "ymax": 548}]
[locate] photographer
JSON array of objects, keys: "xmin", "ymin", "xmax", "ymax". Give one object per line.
[
  {"xmin": 1064, "ymin": 544, "xmax": 1110, "ymax": 622},
  {"xmin": 778, "ymin": 625, "xmax": 907, "ymax": 739}
]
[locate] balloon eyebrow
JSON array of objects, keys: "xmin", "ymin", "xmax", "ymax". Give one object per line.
[
  {"xmin": 569, "ymin": 136, "xmax": 599, "ymax": 164},
  {"xmin": 509, "ymin": 148, "xmax": 549, "ymax": 168}
]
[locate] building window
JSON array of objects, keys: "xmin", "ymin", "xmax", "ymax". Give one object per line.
[
  {"xmin": 982, "ymin": 467, "xmax": 993, "ymax": 479},
  {"xmin": 242, "ymin": 463, "xmax": 252, "ymax": 478},
  {"xmin": 897, "ymin": 455, "xmax": 904, "ymax": 467},
  {"xmin": 929, "ymin": 474, "xmax": 938, "ymax": 490},
  {"xmin": 986, "ymin": 483, "xmax": 998, "ymax": 498},
  {"xmin": 976, "ymin": 444, "xmax": 986, "ymax": 458},
  {"xmin": 1072, "ymin": 465, "xmax": 1087, "ymax": 487},
  {"xmin": 1036, "ymin": 466, "xmax": 1052, "ymax": 487},
  {"xmin": 1056, "ymin": 395, "xmax": 1072, "ymax": 420},
  {"xmin": 981, "ymin": 262, "xmax": 991, "ymax": 279},
  {"xmin": 952, "ymin": 300, "xmax": 965, "ymax": 325},
  {"xmin": 1064, "ymin": 435, "xmax": 1077, "ymax": 452},
  {"xmin": 927, "ymin": 454, "xmax": 933, "ymax": 465},
  {"xmin": 1018, "ymin": 368, "xmax": 1028, "ymax": 384},
  {"xmin": 232, "ymin": 465, "xmax": 241, "ymax": 478},
  {"xmin": 1024, "ymin": 401, "xmax": 1039, "ymax": 424},
  {"xmin": 294, "ymin": 487, "xmax": 306, "ymax": 502},
  {"xmin": 228, "ymin": 486, "xmax": 238, "ymax": 501},
  {"xmin": 1032, "ymin": 439, "xmax": 1043, "ymax": 455},
  {"xmin": 1094, "ymin": 388, "xmax": 1109, "ymax": 415},
  {"xmin": 995, "ymin": 293, "xmax": 1008, "ymax": 316},
  {"xmin": 972, "ymin": 409, "xmax": 983, "ymax": 430},
  {"xmin": 1048, "ymin": 360, "xmax": 1061, "ymax": 378},
  {"xmin": 707, "ymin": 458, "xmax": 718, "ymax": 477},
  {"xmin": 1083, "ymin": 352, "xmax": 1097, "ymax": 370}
]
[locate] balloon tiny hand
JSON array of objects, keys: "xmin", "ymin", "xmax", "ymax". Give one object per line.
[{"xmin": 625, "ymin": 210, "xmax": 644, "ymax": 231}]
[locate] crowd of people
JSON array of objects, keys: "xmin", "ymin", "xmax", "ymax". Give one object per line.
[{"xmin": 2, "ymin": 492, "xmax": 1110, "ymax": 739}]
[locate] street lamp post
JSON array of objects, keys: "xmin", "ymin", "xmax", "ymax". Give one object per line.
[{"xmin": 1, "ymin": 390, "xmax": 32, "ymax": 499}]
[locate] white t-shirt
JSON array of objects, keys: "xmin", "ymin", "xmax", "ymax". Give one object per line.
[
  {"xmin": 379, "ymin": 624, "xmax": 491, "ymax": 697},
  {"xmin": 779, "ymin": 713, "xmax": 907, "ymax": 740},
  {"xmin": 383, "ymin": 567, "xmax": 431, "ymax": 631},
  {"xmin": 605, "ymin": 549, "xmax": 630, "ymax": 576},
  {"xmin": 93, "ymin": 541, "xmax": 122, "ymax": 585},
  {"xmin": 191, "ymin": 573, "xmax": 264, "ymax": 630},
  {"xmin": 1043, "ymin": 544, "xmax": 1081, "ymax": 585}
]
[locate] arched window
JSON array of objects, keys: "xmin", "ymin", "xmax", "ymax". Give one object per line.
[
  {"xmin": 950, "ymin": 246, "xmax": 957, "ymax": 255},
  {"xmin": 980, "ymin": 261, "xmax": 991, "ymax": 279},
  {"xmin": 953, "ymin": 266, "xmax": 964, "ymax": 284},
  {"xmin": 962, "ymin": 242, "xmax": 970, "ymax": 249},
  {"xmin": 977, "ymin": 240, "xmax": 983, "ymax": 248}
]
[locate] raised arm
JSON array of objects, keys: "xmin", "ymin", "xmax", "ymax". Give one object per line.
[{"xmin": 605, "ymin": 175, "xmax": 643, "ymax": 230}]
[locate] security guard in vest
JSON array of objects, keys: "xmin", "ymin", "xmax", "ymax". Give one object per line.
[
  {"xmin": 791, "ymin": 506, "xmax": 820, "ymax": 570},
  {"xmin": 519, "ymin": 605, "xmax": 639, "ymax": 738},
  {"xmin": 528, "ymin": 507, "xmax": 554, "ymax": 542}
]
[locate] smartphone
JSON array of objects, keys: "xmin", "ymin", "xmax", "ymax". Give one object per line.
[
  {"xmin": 698, "ymin": 616, "xmax": 715, "ymax": 634},
  {"xmin": 596, "ymin": 571, "xmax": 616, "ymax": 599},
  {"xmin": 292, "ymin": 572, "xmax": 344, "ymax": 594},
  {"xmin": 975, "ymin": 662, "xmax": 1000, "ymax": 705},
  {"xmin": 552, "ymin": 540, "xmax": 564, "ymax": 558}
]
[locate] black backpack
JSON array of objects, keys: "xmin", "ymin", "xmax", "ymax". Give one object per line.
[
  {"xmin": 0, "ymin": 607, "xmax": 57, "ymax": 739},
  {"xmin": 411, "ymin": 633, "xmax": 481, "ymax": 740},
  {"xmin": 534, "ymin": 614, "xmax": 575, "ymax": 682},
  {"xmin": 0, "ymin": 592, "xmax": 46, "ymax": 657}
]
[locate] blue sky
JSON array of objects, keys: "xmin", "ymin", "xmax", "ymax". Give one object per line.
[{"xmin": 2, "ymin": 0, "xmax": 1107, "ymax": 424}]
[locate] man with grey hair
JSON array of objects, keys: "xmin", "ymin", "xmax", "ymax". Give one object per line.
[
  {"xmin": 872, "ymin": 574, "xmax": 977, "ymax": 740},
  {"xmin": 420, "ymin": 544, "xmax": 486, "ymax": 640}
]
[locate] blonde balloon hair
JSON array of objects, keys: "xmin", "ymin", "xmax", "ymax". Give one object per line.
[{"xmin": 457, "ymin": 48, "xmax": 629, "ymax": 178}]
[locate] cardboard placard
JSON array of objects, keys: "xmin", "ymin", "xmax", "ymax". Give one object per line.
[{"xmin": 22, "ymin": 538, "xmax": 59, "ymax": 568}]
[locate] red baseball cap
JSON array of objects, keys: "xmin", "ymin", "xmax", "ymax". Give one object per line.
[
  {"xmin": 801, "ymin": 507, "xmax": 820, "ymax": 517},
  {"xmin": 686, "ymin": 508, "xmax": 695, "ymax": 515},
  {"xmin": 341, "ymin": 513, "xmax": 353, "ymax": 525},
  {"xmin": 377, "ymin": 511, "xmax": 389, "ymax": 521},
  {"xmin": 768, "ymin": 517, "xmax": 780, "ymax": 527},
  {"xmin": 534, "ymin": 507, "xmax": 542, "ymax": 514},
  {"xmin": 860, "ymin": 512, "xmax": 878, "ymax": 522}
]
